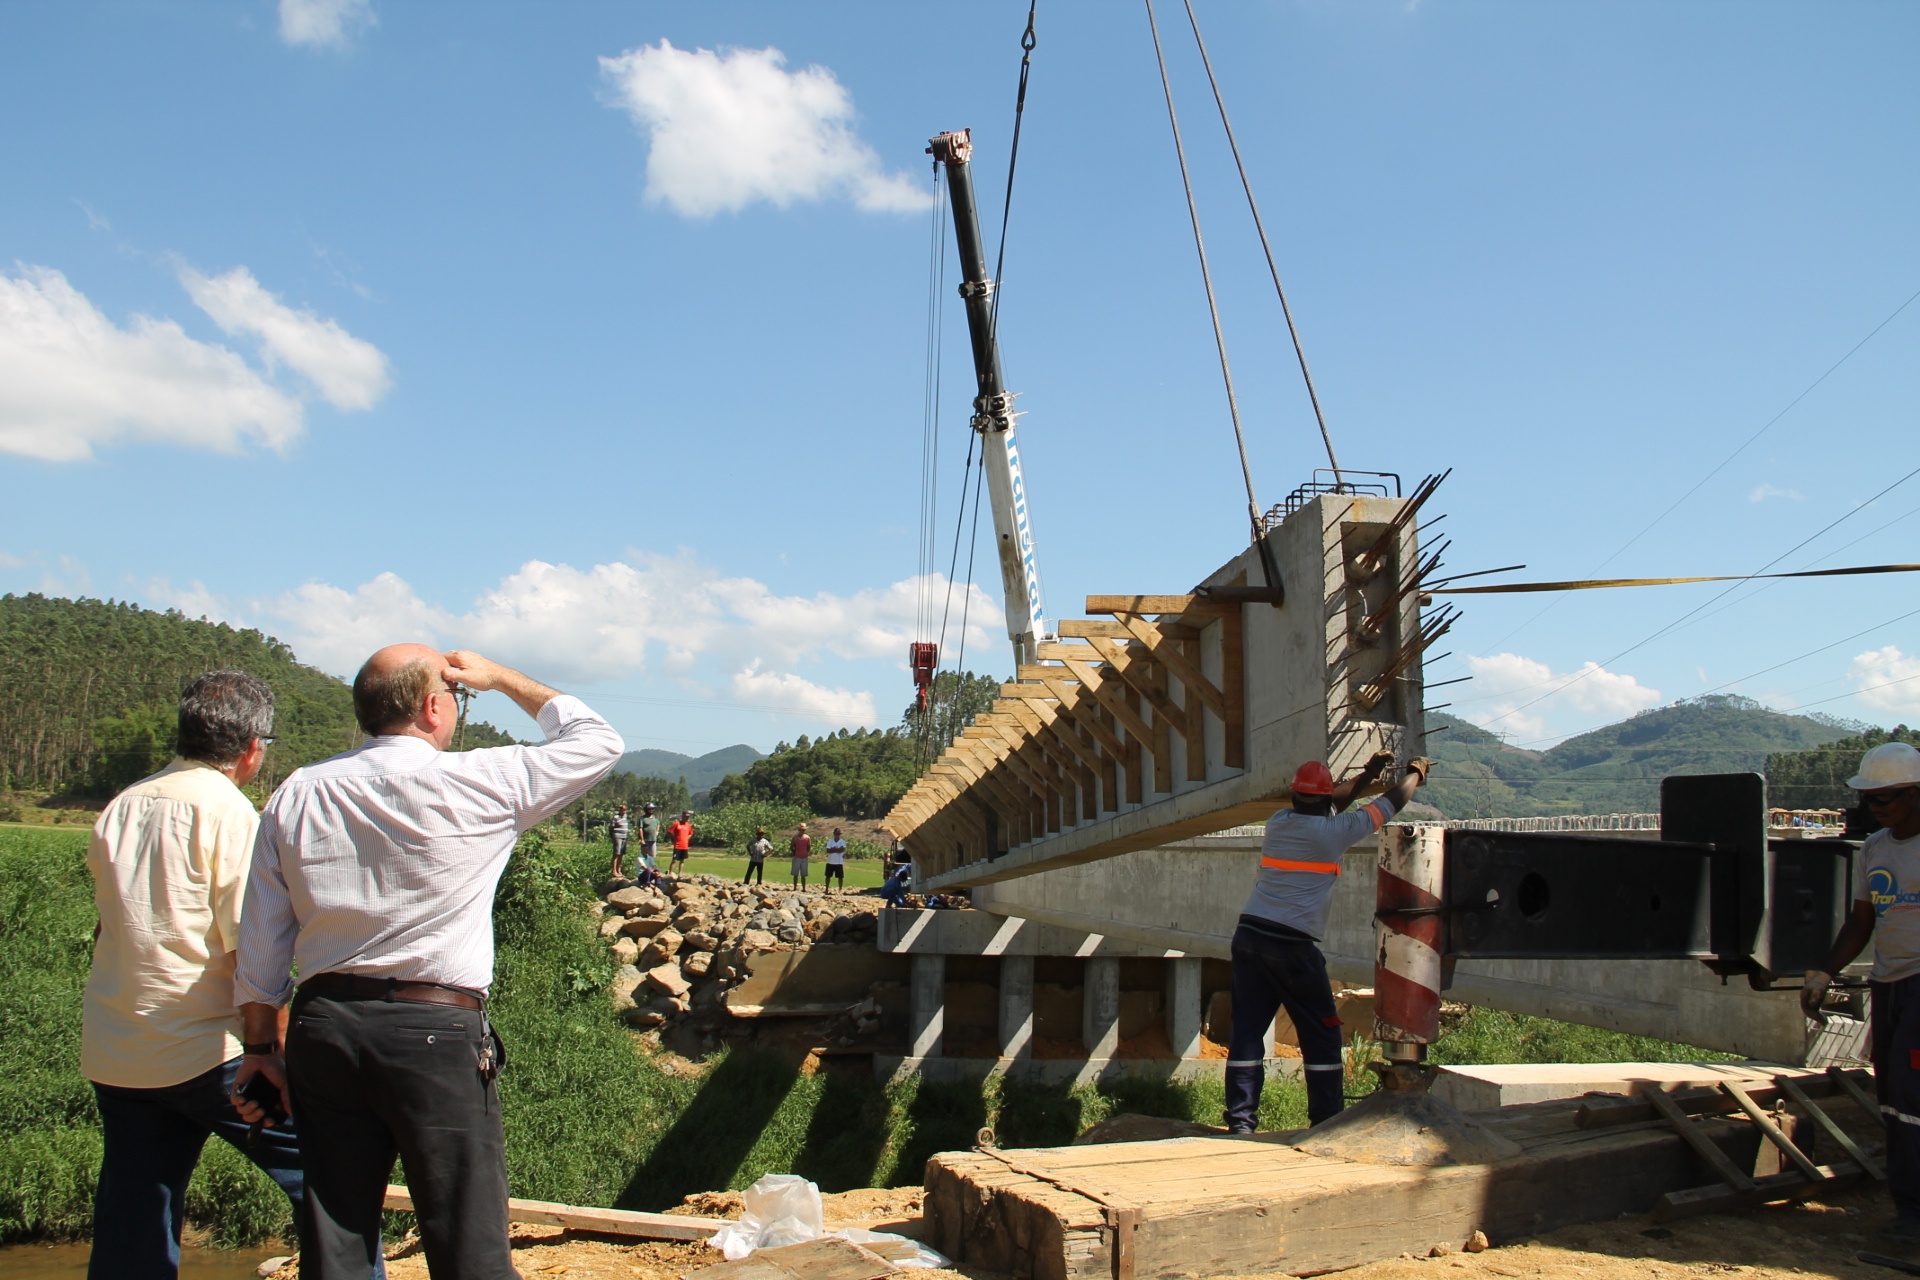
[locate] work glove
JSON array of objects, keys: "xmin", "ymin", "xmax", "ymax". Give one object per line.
[
  {"xmin": 1366, "ymin": 749, "xmax": 1397, "ymax": 775},
  {"xmin": 1405, "ymin": 756, "xmax": 1432, "ymax": 784},
  {"xmin": 1800, "ymin": 969, "xmax": 1832, "ymax": 1023}
]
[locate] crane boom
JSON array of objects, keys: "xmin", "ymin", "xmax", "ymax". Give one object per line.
[{"xmin": 929, "ymin": 129, "xmax": 1050, "ymax": 669}]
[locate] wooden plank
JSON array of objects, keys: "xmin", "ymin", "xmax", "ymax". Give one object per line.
[
  {"xmin": 1086, "ymin": 594, "xmax": 1202, "ymax": 615},
  {"xmin": 1180, "ymin": 634, "xmax": 1207, "ymax": 782},
  {"xmin": 1058, "ymin": 619, "xmax": 1138, "ymax": 641},
  {"xmin": 1115, "ymin": 615, "xmax": 1229, "ymax": 719},
  {"xmin": 1220, "ymin": 603, "xmax": 1245, "ymax": 771},
  {"xmin": 382, "ymin": 1184, "xmax": 718, "ymax": 1242},
  {"xmin": 1654, "ymin": 1160, "xmax": 1863, "ymax": 1222},
  {"xmin": 1721, "ymin": 1081, "xmax": 1827, "ymax": 1184},
  {"xmin": 680, "ymin": 1236, "xmax": 897, "ymax": 1280},
  {"xmin": 1577, "ymin": 1073, "xmax": 1844, "ymax": 1129},
  {"xmin": 1829, "ymin": 1064, "xmax": 1884, "ymax": 1122},
  {"xmin": 1076, "ymin": 637, "xmax": 1191, "ymax": 748},
  {"xmin": 1774, "ymin": 1074, "xmax": 1884, "ymax": 1181},
  {"xmin": 1637, "ymin": 1083, "xmax": 1756, "ymax": 1191},
  {"xmin": 1051, "ymin": 654, "xmax": 1158, "ymax": 753}
]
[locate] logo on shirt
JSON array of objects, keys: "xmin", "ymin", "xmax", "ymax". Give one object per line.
[{"xmin": 1868, "ymin": 867, "xmax": 1920, "ymax": 916}]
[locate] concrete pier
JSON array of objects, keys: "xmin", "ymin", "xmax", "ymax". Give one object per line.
[{"xmin": 999, "ymin": 954, "xmax": 1034, "ymax": 1060}]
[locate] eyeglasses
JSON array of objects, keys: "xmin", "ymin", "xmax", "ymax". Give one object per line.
[{"xmin": 1865, "ymin": 788, "xmax": 1918, "ymax": 808}]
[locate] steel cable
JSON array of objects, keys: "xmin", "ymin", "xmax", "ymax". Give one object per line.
[{"xmin": 1178, "ymin": 0, "xmax": 1342, "ymax": 480}]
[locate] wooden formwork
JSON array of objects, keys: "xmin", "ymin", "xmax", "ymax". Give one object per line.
[{"xmin": 922, "ymin": 1077, "xmax": 1873, "ymax": 1280}]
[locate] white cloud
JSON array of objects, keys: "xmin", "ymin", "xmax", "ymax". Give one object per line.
[
  {"xmin": 279, "ymin": 0, "xmax": 375, "ymax": 49},
  {"xmin": 732, "ymin": 661, "xmax": 876, "ymax": 727},
  {"xmin": 1850, "ymin": 645, "xmax": 1920, "ymax": 718},
  {"xmin": 173, "ymin": 552, "xmax": 1007, "ymax": 731},
  {"xmin": 0, "ymin": 551, "xmax": 25, "ymax": 569},
  {"xmin": 0, "ymin": 264, "xmax": 388, "ymax": 462},
  {"xmin": 179, "ymin": 266, "xmax": 390, "ymax": 410},
  {"xmin": 1460, "ymin": 652, "xmax": 1663, "ymax": 743},
  {"xmin": 0, "ymin": 265, "xmax": 302, "ymax": 461},
  {"xmin": 1749, "ymin": 483, "xmax": 1804, "ymax": 503},
  {"xmin": 599, "ymin": 40, "xmax": 927, "ymax": 217}
]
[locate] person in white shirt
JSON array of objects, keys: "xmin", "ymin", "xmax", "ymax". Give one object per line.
[
  {"xmin": 823, "ymin": 828, "xmax": 848, "ymax": 893},
  {"xmin": 83, "ymin": 670, "xmax": 302, "ymax": 1280},
  {"xmin": 232, "ymin": 647, "xmax": 621, "ymax": 1280},
  {"xmin": 1802, "ymin": 741, "xmax": 1920, "ymax": 1260}
]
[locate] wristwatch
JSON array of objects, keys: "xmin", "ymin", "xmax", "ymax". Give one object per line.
[{"xmin": 243, "ymin": 1041, "xmax": 277, "ymax": 1056}]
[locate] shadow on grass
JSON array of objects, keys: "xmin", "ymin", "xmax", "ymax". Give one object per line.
[
  {"xmin": 792, "ymin": 1064, "xmax": 892, "ymax": 1192},
  {"xmin": 618, "ymin": 1050, "xmax": 803, "ymax": 1211}
]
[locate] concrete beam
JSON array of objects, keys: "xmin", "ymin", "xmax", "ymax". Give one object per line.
[{"xmin": 973, "ymin": 828, "xmax": 1815, "ymax": 1064}]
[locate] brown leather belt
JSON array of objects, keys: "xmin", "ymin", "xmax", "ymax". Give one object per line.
[{"xmin": 299, "ymin": 972, "xmax": 486, "ymax": 1011}]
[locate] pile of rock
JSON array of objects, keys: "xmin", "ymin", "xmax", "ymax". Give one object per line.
[{"xmin": 597, "ymin": 874, "xmax": 881, "ymax": 1033}]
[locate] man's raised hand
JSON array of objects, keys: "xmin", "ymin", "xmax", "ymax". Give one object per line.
[{"xmin": 443, "ymin": 650, "xmax": 509, "ymax": 692}]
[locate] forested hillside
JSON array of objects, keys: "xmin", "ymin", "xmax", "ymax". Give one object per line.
[
  {"xmin": 1421, "ymin": 695, "xmax": 1858, "ymax": 818},
  {"xmin": 0, "ymin": 594, "xmax": 515, "ymax": 800},
  {"xmin": 1767, "ymin": 723, "xmax": 1918, "ymax": 810},
  {"xmin": 615, "ymin": 745, "xmax": 762, "ymax": 795}
]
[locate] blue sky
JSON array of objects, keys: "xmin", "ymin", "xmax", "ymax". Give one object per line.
[{"xmin": 1, "ymin": 0, "xmax": 1915, "ymax": 759}]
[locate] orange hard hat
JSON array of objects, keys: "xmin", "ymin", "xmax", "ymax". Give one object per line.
[{"xmin": 1291, "ymin": 761, "xmax": 1335, "ymax": 797}]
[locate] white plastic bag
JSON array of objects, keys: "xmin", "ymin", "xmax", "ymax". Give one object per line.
[{"xmin": 708, "ymin": 1174, "xmax": 825, "ymax": 1261}]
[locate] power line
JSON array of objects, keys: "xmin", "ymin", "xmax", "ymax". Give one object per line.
[
  {"xmin": 1472, "ymin": 464, "xmax": 1920, "ymax": 727},
  {"xmin": 1460, "ymin": 282, "xmax": 1920, "ymax": 661}
]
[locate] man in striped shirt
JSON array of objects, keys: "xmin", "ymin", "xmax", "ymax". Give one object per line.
[{"xmin": 1224, "ymin": 750, "xmax": 1429, "ymax": 1134}]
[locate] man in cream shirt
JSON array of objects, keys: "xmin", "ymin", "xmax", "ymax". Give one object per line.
[{"xmin": 82, "ymin": 670, "xmax": 302, "ymax": 1280}]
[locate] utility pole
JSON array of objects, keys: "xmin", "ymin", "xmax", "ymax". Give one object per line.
[{"xmin": 929, "ymin": 129, "xmax": 1050, "ymax": 669}]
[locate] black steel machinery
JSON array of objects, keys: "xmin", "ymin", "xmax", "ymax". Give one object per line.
[{"xmin": 1442, "ymin": 772, "xmax": 1857, "ymax": 991}]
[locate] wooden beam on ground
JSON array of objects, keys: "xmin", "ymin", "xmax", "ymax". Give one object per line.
[
  {"xmin": 1638, "ymin": 1083, "xmax": 1756, "ymax": 1192},
  {"xmin": 383, "ymin": 1185, "xmax": 717, "ymax": 1242}
]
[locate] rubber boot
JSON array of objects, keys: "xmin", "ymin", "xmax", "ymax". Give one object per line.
[{"xmin": 1223, "ymin": 1061, "xmax": 1264, "ymax": 1133}]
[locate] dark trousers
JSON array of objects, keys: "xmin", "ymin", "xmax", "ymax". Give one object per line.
[
  {"xmin": 743, "ymin": 860, "xmax": 764, "ymax": 884},
  {"xmin": 824, "ymin": 864, "xmax": 844, "ymax": 887},
  {"xmin": 288, "ymin": 992, "xmax": 513, "ymax": 1280},
  {"xmin": 89, "ymin": 1056, "xmax": 304, "ymax": 1280},
  {"xmin": 1873, "ymin": 975, "xmax": 1920, "ymax": 1221},
  {"xmin": 1224, "ymin": 924, "xmax": 1346, "ymax": 1132}
]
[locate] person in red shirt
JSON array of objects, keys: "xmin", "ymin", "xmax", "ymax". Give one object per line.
[
  {"xmin": 789, "ymin": 824, "xmax": 812, "ymax": 889},
  {"xmin": 667, "ymin": 811, "xmax": 694, "ymax": 875}
]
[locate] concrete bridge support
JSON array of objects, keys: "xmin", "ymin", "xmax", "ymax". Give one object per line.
[{"xmin": 999, "ymin": 954, "xmax": 1034, "ymax": 1060}]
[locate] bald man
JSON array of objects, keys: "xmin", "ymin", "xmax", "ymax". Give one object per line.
[{"xmin": 232, "ymin": 646, "xmax": 622, "ymax": 1280}]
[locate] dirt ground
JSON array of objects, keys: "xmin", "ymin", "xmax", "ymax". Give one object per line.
[{"xmin": 265, "ymin": 1180, "xmax": 1900, "ymax": 1280}]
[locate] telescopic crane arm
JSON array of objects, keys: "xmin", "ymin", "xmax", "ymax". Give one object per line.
[{"xmin": 929, "ymin": 129, "xmax": 1050, "ymax": 670}]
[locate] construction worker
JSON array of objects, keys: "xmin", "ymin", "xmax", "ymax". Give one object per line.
[
  {"xmin": 1803, "ymin": 741, "xmax": 1920, "ymax": 1260},
  {"xmin": 668, "ymin": 810, "xmax": 694, "ymax": 875},
  {"xmin": 1224, "ymin": 749, "xmax": 1429, "ymax": 1135}
]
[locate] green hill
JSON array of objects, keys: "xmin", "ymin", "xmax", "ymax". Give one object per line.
[
  {"xmin": 615, "ymin": 745, "xmax": 763, "ymax": 795},
  {"xmin": 1421, "ymin": 695, "xmax": 1858, "ymax": 819},
  {"xmin": 0, "ymin": 594, "xmax": 516, "ymax": 801}
]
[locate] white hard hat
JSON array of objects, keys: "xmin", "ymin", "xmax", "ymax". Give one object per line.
[{"xmin": 1848, "ymin": 742, "xmax": 1920, "ymax": 791}]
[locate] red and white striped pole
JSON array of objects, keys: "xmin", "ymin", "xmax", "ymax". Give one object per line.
[{"xmin": 1374, "ymin": 823, "xmax": 1445, "ymax": 1065}]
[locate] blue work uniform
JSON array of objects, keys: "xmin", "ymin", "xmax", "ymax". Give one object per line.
[{"xmin": 1224, "ymin": 793, "xmax": 1399, "ymax": 1132}]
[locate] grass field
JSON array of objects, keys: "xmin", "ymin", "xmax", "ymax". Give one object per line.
[{"xmin": 0, "ymin": 822, "xmax": 1732, "ymax": 1248}]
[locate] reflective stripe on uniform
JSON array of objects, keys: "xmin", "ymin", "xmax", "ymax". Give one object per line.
[
  {"xmin": 1884, "ymin": 1104, "xmax": 1920, "ymax": 1128},
  {"xmin": 1260, "ymin": 857, "xmax": 1341, "ymax": 874},
  {"xmin": 1303, "ymin": 1062, "xmax": 1343, "ymax": 1072},
  {"xmin": 1225, "ymin": 1059, "xmax": 1263, "ymax": 1067}
]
